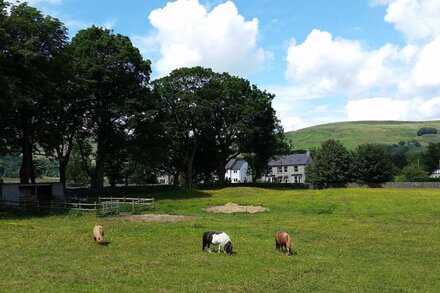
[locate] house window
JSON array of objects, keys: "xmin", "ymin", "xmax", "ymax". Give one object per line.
[
  {"xmin": 277, "ymin": 166, "xmax": 282, "ymax": 173},
  {"xmin": 233, "ymin": 170, "xmax": 237, "ymax": 173},
  {"xmin": 293, "ymin": 175, "xmax": 302, "ymax": 183},
  {"xmin": 284, "ymin": 176, "xmax": 289, "ymax": 183},
  {"xmin": 159, "ymin": 179, "xmax": 166, "ymax": 184},
  {"xmin": 294, "ymin": 165, "xmax": 298, "ymax": 172},
  {"xmin": 284, "ymin": 166, "xmax": 288, "ymax": 172},
  {"xmin": 278, "ymin": 177, "xmax": 283, "ymax": 183}
]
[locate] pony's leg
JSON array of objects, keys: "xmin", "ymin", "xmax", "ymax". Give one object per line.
[{"xmin": 218, "ymin": 245, "xmax": 222, "ymax": 253}]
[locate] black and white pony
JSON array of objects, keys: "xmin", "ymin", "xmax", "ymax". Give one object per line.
[{"xmin": 202, "ymin": 231, "xmax": 234, "ymax": 254}]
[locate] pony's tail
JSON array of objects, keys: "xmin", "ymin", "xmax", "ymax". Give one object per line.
[{"xmin": 285, "ymin": 234, "xmax": 293, "ymax": 254}]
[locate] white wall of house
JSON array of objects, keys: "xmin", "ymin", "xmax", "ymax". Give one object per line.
[
  {"xmin": 225, "ymin": 162, "xmax": 251, "ymax": 183},
  {"xmin": 269, "ymin": 165, "xmax": 307, "ymax": 183},
  {"xmin": 157, "ymin": 174, "xmax": 173, "ymax": 185}
]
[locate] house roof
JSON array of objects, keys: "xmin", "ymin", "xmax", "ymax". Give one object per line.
[
  {"xmin": 225, "ymin": 159, "xmax": 247, "ymax": 170},
  {"xmin": 268, "ymin": 153, "xmax": 311, "ymax": 167}
]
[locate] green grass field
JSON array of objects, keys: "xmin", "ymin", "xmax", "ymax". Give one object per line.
[
  {"xmin": 1, "ymin": 187, "xmax": 440, "ymax": 292},
  {"xmin": 285, "ymin": 120, "xmax": 440, "ymax": 150}
]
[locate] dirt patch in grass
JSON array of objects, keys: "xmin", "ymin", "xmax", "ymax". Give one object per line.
[
  {"xmin": 115, "ymin": 214, "xmax": 195, "ymax": 222},
  {"xmin": 204, "ymin": 202, "xmax": 269, "ymax": 214}
]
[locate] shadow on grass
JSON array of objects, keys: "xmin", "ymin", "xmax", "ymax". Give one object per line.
[
  {"xmin": 67, "ymin": 186, "xmax": 212, "ymax": 201},
  {"xmin": 0, "ymin": 208, "xmax": 73, "ymax": 220},
  {"xmin": 153, "ymin": 188, "xmax": 212, "ymax": 200}
]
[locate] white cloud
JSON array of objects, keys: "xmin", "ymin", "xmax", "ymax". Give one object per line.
[
  {"xmin": 281, "ymin": 116, "xmax": 306, "ymax": 132},
  {"xmin": 346, "ymin": 97, "xmax": 410, "ymax": 121},
  {"xmin": 416, "ymin": 97, "xmax": 440, "ymax": 120},
  {"xmin": 374, "ymin": 0, "xmax": 440, "ymax": 42},
  {"xmin": 346, "ymin": 96, "xmax": 440, "ymax": 122},
  {"xmin": 281, "ymin": 21, "xmax": 440, "ymax": 129},
  {"xmin": 412, "ymin": 37, "xmax": 440, "ymax": 88},
  {"xmin": 285, "ymin": 29, "xmax": 401, "ymax": 99},
  {"xmin": 148, "ymin": 0, "xmax": 268, "ymax": 77}
]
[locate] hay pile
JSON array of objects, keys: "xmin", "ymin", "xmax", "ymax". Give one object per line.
[{"xmin": 204, "ymin": 202, "xmax": 268, "ymax": 214}]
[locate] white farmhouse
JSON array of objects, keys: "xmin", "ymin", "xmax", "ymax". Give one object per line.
[
  {"xmin": 225, "ymin": 159, "xmax": 252, "ymax": 183},
  {"xmin": 263, "ymin": 152, "xmax": 312, "ymax": 183}
]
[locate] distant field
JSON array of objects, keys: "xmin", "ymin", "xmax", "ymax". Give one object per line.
[
  {"xmin": 1, "ymin": 187, "xmax": 439, "ymax": 292},
  {"xmin": 285, "ymin": 120, "xmax": 440, "ymax": 150}
]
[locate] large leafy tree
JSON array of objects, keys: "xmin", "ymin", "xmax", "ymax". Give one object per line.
[
  {"xmin": 154, "ymin": 67, "xmax": 285, "ymax": 188},
  {"xmin": 154, "ymin": 67, "xmax": 213, "ymax": 188},
  {"xmin": 70, "ymin": 26, "xmax": 152, "ymax": 189},
  {"xmin": 306, "ymin": 139, "xmax": 351, "ymax": 186},
  {"xmin": 351, "ymin": 144, "xmax": 393, "ymax": 184},
  {"xmin": 421, "ymin": 142, "xmax": 440, "ymax": 173},
  {"xmin": 240, "ymin": 85, "xmax": 288, "ymax": 182},
  {"xmin": 35, "ymin": 45, "xmax": 87, "ymax": 187},
  {"xmin": 1, "ymin": 3, "xmax": 68, "ymax": 183}
]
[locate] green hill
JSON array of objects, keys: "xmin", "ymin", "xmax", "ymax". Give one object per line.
[{"xmin": 285, "ymin": 121, "xmax": 440, "ymax": 150}]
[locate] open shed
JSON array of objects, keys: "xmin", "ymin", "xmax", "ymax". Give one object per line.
[{"xmin": 0, "ymin": 183, "xmax": 64, "ymax": 208}]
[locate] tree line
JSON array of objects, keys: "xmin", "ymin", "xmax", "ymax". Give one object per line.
[
  {"xmin": 306, "ymin": 139, "xmax": 440, "ymax": 186},
  {"xmin": 0, "ymin": 2, "xmax": 287, "ymax": 189}
]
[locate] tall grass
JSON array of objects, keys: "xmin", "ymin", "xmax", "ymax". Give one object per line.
[{"xmin": 1, "ymin": 187, "xmax": 439, "ymax": 292}]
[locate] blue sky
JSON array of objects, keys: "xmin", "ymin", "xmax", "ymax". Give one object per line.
[{"xmin": 21, "ymin": 0, "xmax": 440, "ymax": 131}]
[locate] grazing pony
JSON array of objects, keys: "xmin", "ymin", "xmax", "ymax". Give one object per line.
[
  {"xmin": 202, "ymin": 231, "xmax": 234, "ymax": 254},
  {"xmin": 275, "ymin": 231, "xmax": 294, "ymax": 255},
  {"xmin": 93, "ymin": 225, "xmax": 105, "ymax": 244}
]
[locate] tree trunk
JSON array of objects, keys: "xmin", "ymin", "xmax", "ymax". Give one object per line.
[
  {"xmin": 91, "ymin": 159, "xmax": 105, "ymax": 189},
  {"xmin": 216, "ymin": 162, "xmax": 226, "ymax": 184},
  {"xmin": 172, "ymin": 172, "xmax": 180, "ymax": 187},
  {"xmin": 185, "ymin": 163, "xmax": 193, "ymax": 189},
  {"xmin": 20, "ymin": 131, "xmax": 35, "ymax": 184},
  {"xmin": 59, "ymin": 159, "xmax": 67, "ymax": 188},
  {"xmin": 91, "ymin": 137, "xmax": 105, "ymax": 190}
]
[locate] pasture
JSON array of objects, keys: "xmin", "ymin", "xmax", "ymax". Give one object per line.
[{"xmin": 1, "ymin": 187, "xmax": 440, "ymax": 292}]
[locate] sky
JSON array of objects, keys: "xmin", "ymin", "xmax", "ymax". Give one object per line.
[{"xmin": 17, "ymin": 0, "xmax": 440, "ymax": 131}]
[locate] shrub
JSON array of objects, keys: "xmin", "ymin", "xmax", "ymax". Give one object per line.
[
  {"xmin": 402, "ymin": 164, "xmax": 427, "ymax": 182},
  {"xmin": 416, "ymin": 127, "xmax": 437, "ymax": 136}
]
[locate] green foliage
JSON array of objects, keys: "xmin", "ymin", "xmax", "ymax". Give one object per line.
[
  {"xmin": 0, "ymin": 156, "xmax": 21, "ymax": 178},
  {"xmin": 66, "ymin": 144, "xmax": 90, "ymax": 186},
  {"xmin": 417, "ymin": 127, "xmax": 437, "ymax": 136},
  {"xmin": 0, "ymin": 2, "xmax": 68, "ymax": 183},
  {"xmin": 34, "ymin": 158, "xmax": 59, "ymax": 178},
  {"xmin": 154, "ymin": 67, "xmax": 284, "ymax": 187},
  {"xmin": 401, "ymin": 164, "xmax": 428, "ymax": 182},
  {"xmin": 351, "ymin": 144, "xmax": 393, "ymax": 184},
  {"xmin": 70, "ymin": 26, "xmax": 152, "ymax": 189},
  {"xmin": 306, "ymin": 139, "xmax": 351, "ymax": 185},
  {"xmin": 421, "ymin": 142, "xmax": 440, "ymax": 172}
]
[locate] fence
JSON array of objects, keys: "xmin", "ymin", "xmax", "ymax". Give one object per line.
[
  {"xmin": 0, "ymin": 196, "xmax": 154, "ymax": 214},
  {"xmin": 98, "ymin": 196, "xmax": 155, "ymax": 213}
]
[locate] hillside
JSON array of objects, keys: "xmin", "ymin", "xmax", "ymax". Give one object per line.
[{"xmin": 285, "ymin": 121, "xmax": 440, "ymax": 150}]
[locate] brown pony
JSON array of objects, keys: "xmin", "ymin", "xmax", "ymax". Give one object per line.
[{"xmin": 275, "ymin": 231, "xmax": 295, "ymax": 255}]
